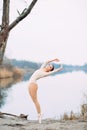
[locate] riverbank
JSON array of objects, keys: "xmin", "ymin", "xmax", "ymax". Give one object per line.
[
  {"xmin": 0, "ymin": 63, "xmax": 25, "ymax": 88},
  {"xmin": 0, "ymin": 63, "xmax": 24, "ymax": 79},
  {"xmin": 0, "ymin": 114, "xmax": 87, "ymax": 130}
]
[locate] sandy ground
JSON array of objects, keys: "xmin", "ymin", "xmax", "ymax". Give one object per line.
[{"xmin": 0, "ymin": 115, "xmax": 87, "ymax": 130}]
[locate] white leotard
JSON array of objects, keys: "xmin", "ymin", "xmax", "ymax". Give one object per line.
[{"xmin": 29, "ymin": 61, "xmax": 62, "ymax": 83}]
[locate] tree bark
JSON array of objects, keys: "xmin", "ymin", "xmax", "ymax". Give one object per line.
[
  {"xmin": 0, "ymin": 0, "xmax": 10, "ymax": 64},
  {"xmin": 0, "ymin": 29, "xmax": 9, "ymax": 64},
  {"xmin": 0, "ymin": 0, "xmax": 38, "ymax": 64}
]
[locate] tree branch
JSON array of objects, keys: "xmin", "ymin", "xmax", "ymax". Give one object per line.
[
  {"xmin": 8, "ymin": 0, "xmax": 38, "ymax": 31},
  {"xmin": 0, "ymin": 112, "xmax": 28, "ymax": 119}
]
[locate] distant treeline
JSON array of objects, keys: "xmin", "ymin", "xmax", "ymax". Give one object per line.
[
  {"xmin": 4, "ymin": 58, "xmax": 87, "ymax": 72},
  {"xmin": 54, "ymin": 63, "xmax": 87, "ymax": 74},
  {"xmin": 9, "ymin": 59, "xmax": 40, "ymax": 70},
  {"xmin": 3, "ymin": 58, "xmax": 87, "ymax": 74},
  {"xmin": 10, "ymin": 59, "xmax": 87, "ymax": 72}
]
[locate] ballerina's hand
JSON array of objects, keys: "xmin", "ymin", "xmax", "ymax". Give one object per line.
[{"xmin": 55, "ymin": 58, "xmax": 60, "ymax": 62}]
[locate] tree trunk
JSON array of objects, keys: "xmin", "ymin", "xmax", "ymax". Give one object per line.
[
  {"xmin": 0, "ymin": 29, "xmax": 9, "ymax": 64},
  {"xmin": 0, "ymin": 0, "xmax": 10, "ymax": 64}
]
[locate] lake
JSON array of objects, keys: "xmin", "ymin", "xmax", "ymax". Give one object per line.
[{"xmin": 0, "ymin": 71, "xmax": 87, "ymax": 120}]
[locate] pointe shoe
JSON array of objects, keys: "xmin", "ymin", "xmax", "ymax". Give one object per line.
[{"xmin": 38, "ymin": 113, "xmax": 42, "ymax": 124}]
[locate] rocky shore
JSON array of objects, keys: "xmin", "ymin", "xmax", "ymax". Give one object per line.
[{"xmin": 0, "ymin": 113, "xmax": 87, "ymax": 130}]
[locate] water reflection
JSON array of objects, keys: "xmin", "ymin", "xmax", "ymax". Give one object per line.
[
  {"xmin": 0, "ymin": 78, "xmax": 14, "ymax": 88},
  {"xmin": 0, "ymin": 72, "xmax": 87, "ymax": 120},
  {"xmin": 0, "ymin": 76, "xmax": 23, "ymax": 108},
  {"xmin": 0, "ymin": 87, "xmax": 10, "ymax": 108},
  {"xmin": 0, "ymin": 75, "xmax": 23, "ymax": 88}
]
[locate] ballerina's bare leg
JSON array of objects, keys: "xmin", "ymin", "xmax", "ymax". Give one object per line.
[{"xmin": 28, "ymin": 83, "xmax": 41, "ymax": 115}]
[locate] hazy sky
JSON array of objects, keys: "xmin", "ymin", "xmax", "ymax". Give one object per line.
[{"xmin": 4, "ymin": 0, "xmax": 87, "ymax": 65}]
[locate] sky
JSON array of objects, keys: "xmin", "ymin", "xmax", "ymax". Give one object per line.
[{"xmin": 2, "ymin": 0, "xmax": 87, "ymax": 65}]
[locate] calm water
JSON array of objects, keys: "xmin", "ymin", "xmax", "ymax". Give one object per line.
[{"xmin": 0, "ymin": 71, "xmax": 87, "ymax": 120}]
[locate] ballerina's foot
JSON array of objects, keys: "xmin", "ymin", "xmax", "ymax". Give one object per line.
[{"xmin": 38, "ymin": 113, "xmax": 42, "ymax": 124}]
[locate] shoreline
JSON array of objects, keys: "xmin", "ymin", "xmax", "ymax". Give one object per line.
[
  {"xmin": 0, "ymin": 115, "xmax": 87, "ymax": 130},
  {"xmin": 0, "ymin": 113, "xmax": 87, "ymax": 130}
]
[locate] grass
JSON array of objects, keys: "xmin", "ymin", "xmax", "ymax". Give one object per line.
[
  {"xmin": 61, "ymin": 111, "xmax": 80, "ymax": 120},
  {"xmin": 61, "ymin": 104, "xmax": 87, "ymax": 121}
]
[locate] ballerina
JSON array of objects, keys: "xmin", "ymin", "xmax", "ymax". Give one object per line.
[{"xmin": 28, "ymin": 58, "xmax": 63, "ymax": 123}]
